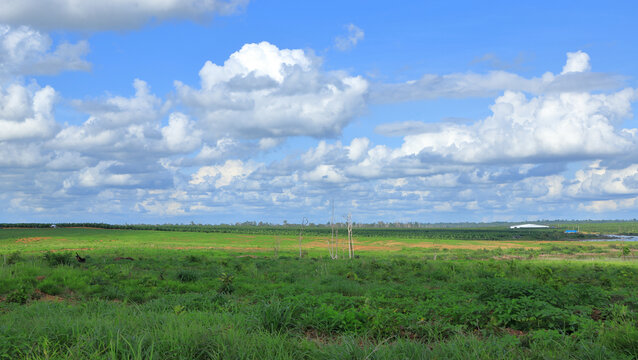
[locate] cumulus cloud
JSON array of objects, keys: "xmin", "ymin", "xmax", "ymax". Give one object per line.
[
  {"xmin": 161, "ymin": 112, "xmax": 202, "ymax": 153},
  {"xmin": 372, "ymin": 51, "xmax": 622, "ymax": 103},
  {"xmin": 335, "ymin": 24, "xmax": 364, "ymax": 51},
  {"xmin": 4, "ymin": 46, "xmax": 638, "ymax": 222},
  {"xmin": 347, "ymin": 137, "xmax": 370, "ymax": 161},
  {"xmin": 562, "ymin": 50, "xmax": 591, "ymax": 74},
  {"xmin": 72, "ymin": 79, "xmax": 165, "ymax": 130},
  {"xmin": 0, "ymin": 83, "xmax": 57, "ymax": 142},
  {"xmin": 579, "ymin": 196, "xmax": 638, "ymax": 213},
  {"xmin": 395, "ymin": 88, "xmax": 636, "ymax": 163},
  {"xmin": 0, "ymin": 25, "xmax": 89, "ymax": 78},
  {"xmin": 190, "ymin": 160, "xmax": 257, "ymax": 188},
  {"xmin": 0, "ymin": 142, "xmax": 49, "ymax": 168},
  {"xmin": 53, "ymin": 79, "xmax": 179, "ymax": 156},
  {"xmin": 302, "ymin": 164, "xmax": 347, "ymax": 183},
  {"xmin": 567, "ymin": 161, "xmax": 638, "ymax": 198},
  {"xmin": 176, "ymin": 41, "xmax": 368, "ymax": 139},
  {"xmin": 70, "ymin": 161, "xmax": 138, "ymax": 188},
  {"xmin": 0, "ymin": 0, "xmax": 248, "ymax": 30},
  {"xmin": 135, "ymin": 199, "xmax": 186, "ymax": 216}
]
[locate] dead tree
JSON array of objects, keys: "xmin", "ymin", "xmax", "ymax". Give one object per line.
[
  {"xmin": 328, "ymin": 200, "xmax": 338, "ymax": 259},
  {"xmin": 298, "ymin": 217, "xmax": 308, "ymax": 258},
  {"xmin": 347, "ymin": 213, "xmax": 354, "ymax": 259}
]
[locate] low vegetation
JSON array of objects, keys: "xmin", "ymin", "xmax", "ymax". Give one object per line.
[{"xmin": 1, "ymin": 227, "xmax": 637, "ymax": 359}]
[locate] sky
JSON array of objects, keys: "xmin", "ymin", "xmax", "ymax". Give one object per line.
[{"xmin": 1, "ymin": 0, "xmax": 638, "ymax": 224}]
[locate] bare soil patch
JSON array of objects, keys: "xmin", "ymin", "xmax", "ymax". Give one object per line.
[
  {"xmin": 15, "ymin": 237, "xmax": 51, "ymax": 243},
  {"xmin": 164, "ymin": 245, "xmax": 268, "ymax": 252},
  {"xmin": 305, "ymin": 240, "xmax": 395, "ymax": 251},
  {"xmin": 46, "ymin": 248, "xmax": 93, "ymax": 252},
  {"xmin": 65, "ymin": 227, "xmax": 109, "ymax": 230},
  {"xmin": 33, "ymin": 289, "xmax": 65, "ymax": 302}
]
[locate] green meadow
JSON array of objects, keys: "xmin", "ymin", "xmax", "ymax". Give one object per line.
[{"xmin": 1, "ymin": 227, "xmax": 638, "ymax": 359}]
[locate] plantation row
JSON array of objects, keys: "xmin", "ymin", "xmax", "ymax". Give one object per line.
[{"xmin": 0, "ymin": 222, "xmax": 596, "ymax": 240}]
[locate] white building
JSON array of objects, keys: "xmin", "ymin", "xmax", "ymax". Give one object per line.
[{"xmin": 509, "ymin": 224, "xmax": 549, "ymax": 229}]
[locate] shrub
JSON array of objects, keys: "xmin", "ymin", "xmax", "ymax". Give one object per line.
[
  {"xmin": 39, "ymin": 281, "xmax": 63, "ymax": 296},
  {"xmin": 7, "ymin": 286, "xmax": 30, "ymax": 304},
  {"xmin": 43, "ymin": 252, "xmax": 73, "ymax": 266},
  {"xmin": 218, "ymin": 272, "xmax": 234, "ymax": 294},
  {"xmin": 6, "ymin": 251, "xmax": 23, "ymax": 265}
]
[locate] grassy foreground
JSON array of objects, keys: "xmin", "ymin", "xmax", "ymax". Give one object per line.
[{"xmin": 1, "ymin": 228, "xmax": 638, "ymax": 359}]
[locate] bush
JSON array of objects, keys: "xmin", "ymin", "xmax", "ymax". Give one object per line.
[
  {"xmin": 43, "ymin": 252, "xmax": 73, "ymax": 266},
  {"xmin": 218, "ymin": 272, "xmax": 234, "ymax": 294},
  {"xmin": 6, "ymin": 252, "xmax": 23, "ymax": 265},
  {"xmin": 39, "ymin": 280, "xmax": 62, "ymax": 296},
  {"xmin": 185, "ymin": 255, "xmax": 201, "ymax": 263},
  {"xmin": 7, "ymin": 286, "xmax": 30, "ymax": 304}
]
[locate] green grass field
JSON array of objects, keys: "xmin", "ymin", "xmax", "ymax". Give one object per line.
[{"xmin": 1, "ymin": 227, "xmax": 638, "ymax": 359}]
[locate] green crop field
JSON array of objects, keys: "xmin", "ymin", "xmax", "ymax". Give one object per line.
[{"xmin": 1, "ymin": 227, "xmax": 638, "ymax": 359}]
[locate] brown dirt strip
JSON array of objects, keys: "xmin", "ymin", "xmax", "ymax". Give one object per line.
[
  {"xmin": 33, "ymin": 289, "xmax": 65, "ymax": 302},
  {"xmin": 65, "ymin": 227, "xmax": 111, "ymax": 230},
  {"xmin": 44, "ymin": 248, "xmax": 94, "ymax": 252},
  {"xmin": 15, "ymin": 237, "xmax": 51, "ymax": 243},
  {"xmin": 164, "ymin": 246, "xmax": 269, "ymax": 252},
  {"xmin": 306, "ymin": 239, "xmax": 542, "ymax": 251}
]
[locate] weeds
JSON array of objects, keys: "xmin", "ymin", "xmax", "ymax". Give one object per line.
[
  {"xmin": 217, "ymin": 272, "xmax": 234, "ymax": 294},
  {"xmin": 43, "ymin": 251, "xmax": 73, "ymax": 266},
  {"xmin": 176, "ymin": 270, "xmax": 199, "ymax": 282}
]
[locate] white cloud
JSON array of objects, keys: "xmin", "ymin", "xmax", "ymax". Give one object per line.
[
  {"xmin": 347, "ymin": 137, "xmax": 370, "ymax": 161},
  {"xmin": 302, "ymin": 164, "xmax": 347, "ymax": 183},
  {"xmin": 0, "ymin": 0, "xmax": 248, "ymax": 30},
  {"xmin": 135, "ymin": 199, "xmax": 186, "ymax": 216},
  {"xmin": 46, "ymin": 151, "xmax": 91, "ymax": 171},
  {"xmin": 335, "ymin": 24, "xmax": 364, "ymax": 51},
  {"xmin": 568, "ymin": 162, "xmax": 638, "ymax": 197},
  {"xmin": 579, "ymin": 196, "xmax": 638, "ymax": 213},
  {"xmin": 177, "ymin": 41, "xmax": 368, "ymax": 139},
  {"xmin": 190, "ymin": 159, "xmax": 257, "ymax": 188},
  {"xmin": 193, "ymin": 137, "xmax": 241, "ymax": 162},
  {"xmin": 373, "ymin": 51, "xmax": 622, "ymax": 103},
  {"xmin": 65, "ymin": 161, "xmax": 138, "ymax": 188},
  {"xmin": 0, "ymin": 25, "xmax": 89, "ymax": 78},
  {"xmin": 396, "ymin": 88, "xmax": 636, "ymax": 163},
  {"xmin": 72, "ymin": 79, "xmax": 164, "ymax": 130},
  {"xmin": 161, "ymin": 112, "xmax": 202, "ymax": 153},
  {"xmin": 53, "ymin": 79, "xmax": 167, "ymax": 153},
  {"xmin": 0, "ymin": 142, "xmax": 48, "ymax": 168},
  {"xmin": 4, "ymin": 47, "xmax": 638, "ymax": 222},
  {"xmin": 0, "ymin": 83, "xmax": 57, "ymax": 141},
  {"xmin": 562, "ymin": 50, "xmax": 591, "ymax": 74}
]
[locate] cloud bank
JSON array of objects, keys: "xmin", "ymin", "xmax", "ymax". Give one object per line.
[
  {"xmin": 2, "ymin": 47, "xmax": 638, "ymax": 223},
  {"xmin": 0, "ymin": 0, "xmax": 248, "ymax": 30}
]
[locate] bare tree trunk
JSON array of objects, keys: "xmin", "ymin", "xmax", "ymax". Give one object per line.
[
  {"xmin": 347, "ymin": 213, "xmax": 354, "ymax": 259},
  {"xmin": 299, "ymin": 217, "xmax": 308, "ymax": 258},
  {"xmin": 328, "ymin": 200, "xmax": 338, "ymax": 259}
]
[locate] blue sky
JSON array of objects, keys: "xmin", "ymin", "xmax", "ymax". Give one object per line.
[{"xmin": 1, "ymin": 0, "xmax": 638, "ymax": 224}]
